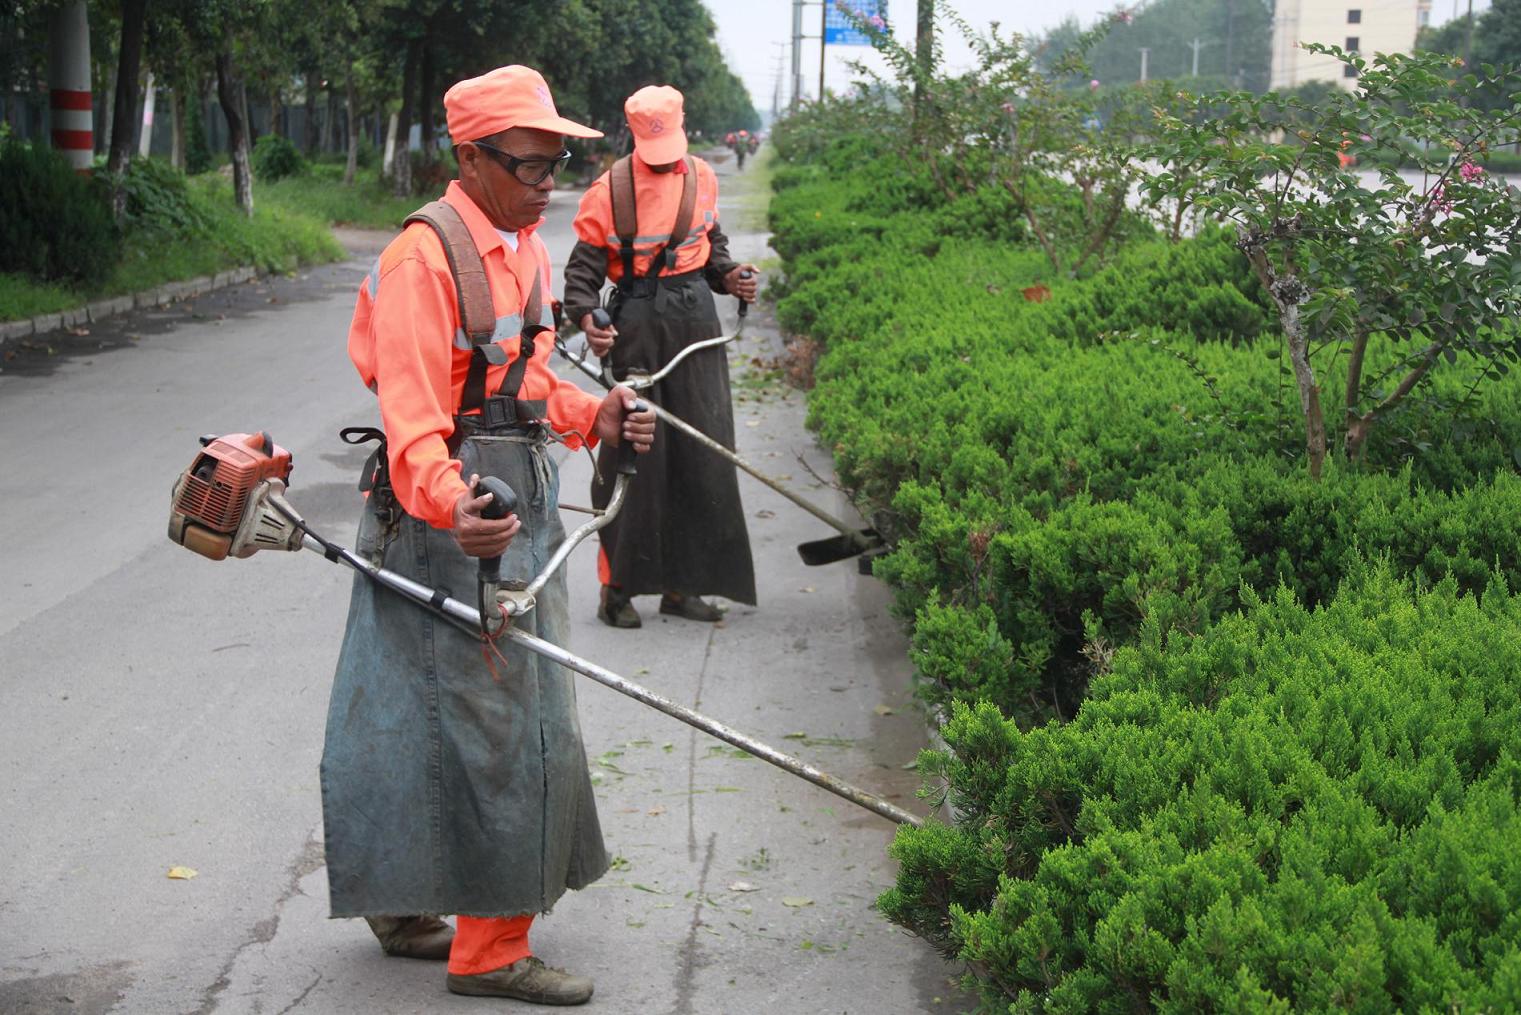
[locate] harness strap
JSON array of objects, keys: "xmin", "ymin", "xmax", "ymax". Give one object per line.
[
  {"xmin": 403, "ymin": 199, "xmax": 545, "ymax": 427},
  {"xmin": 609, "ymin": 155, "xmax": 698, "ymax": 281}
]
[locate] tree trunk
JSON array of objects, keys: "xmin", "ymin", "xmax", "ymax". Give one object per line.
[
  {"xmin": 1283, "ymin": 303, "xmax": 1327, "ymax": 478},
  {"xmin": 418, "ymin": 35, "xmax": 436, "ymax": 165},
  {"xmin": 269, "ymin": 85, "xmax": 283, "ymax": 137},
  {"xmin": 304, "ymin": 70, "xmax": 320, "ymax": 155},
  {"xmin": 216, "ymin": 50, "xmax": 254, "ymax": 216},
  {"xmin": 392, "ymin": 37, "xmax": 420, "ymax": 198},
  {"xmin": 913, "ymin": 0, "xmax": 934, "ymax": 132},
  {"xmin": 137, "ymin": 69, "xmax": 155, "ymax": 157},
  {"xmin": 382, "ymin": 110, "xmax": 398, "ymax": 177},
  {"xmin": 170, "ymin": 84, "xmax": 185, "ymax": 169},
  {"xmin": 344, "ymin": 73, "xmax": 359, "ymax": 186},
  {"xmin": 107, "ymin": 0, "xmax": 147, "ymax": 216},
  {"xmin": 323, "ymin": 90, "xmax": 337, "ymax": 154}
]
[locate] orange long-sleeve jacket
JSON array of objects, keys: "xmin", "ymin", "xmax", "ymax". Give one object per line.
[
  {"xmin": 570, "ymin": 154, "xmax": 720, "ymax": 281},
  {"xmin": 348, "ymin": 181, "xmax": 602, "ymax": 529}
]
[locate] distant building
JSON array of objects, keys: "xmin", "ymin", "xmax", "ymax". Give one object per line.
[{"xmin": 1270, "ymin": 1, "xmax": 1433, "ymax": 90}]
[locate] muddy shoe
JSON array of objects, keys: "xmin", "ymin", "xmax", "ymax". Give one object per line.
[
  {"xmin": 365, "ymin": 915, "xmax": 454, "ymax": 960},
  {"xmin": 598, "ymin": 587, "xmax": 641, "ymax": 629},
  {"xmin": 447, "ymin": 956, "xmax": 594, "ymax": 1005},
  {"xmin": 658, "ymin": 594, "xmax": 723, "ymax": 622}
]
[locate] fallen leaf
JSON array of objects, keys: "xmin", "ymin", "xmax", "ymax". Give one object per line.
[
  {"xmin": 873, "ymin": 704, "xmax": 896, "ymax": 717},
  {"xmin": 728, "ymin": 881, "xmax": 760, "ymax": 893},
  {"xmin": 783, "ymin": 732, "xmax": 808, "ymax": 740},
  {"xmin": 1022, "ymin": 284, "xmax": 1052, "ymax": 303},
  {"xmin": 630, "ymin": 883, "xmax": 663, "ymax": 894},
  {"xmin": 68, "ymin": 326, "xmax": 90, "ymax": 336},
  {"xmin": 799, "ymin": 586, "xmax": 815, "ymax": 593},
  {"xmin": 647, "ymin": 804, "xmax": 667, "ymax": 816},
  {"xmin": 745, "ymin": 420, "xmax": 760, "ymax": 427},
  {"xmin": 755, "ymin": 509, "xmax": 776, "ymax": 519},
  {"xmin": 167, "ymin": 866, "xmax": 198, "ymax": 880},
  {"xmin": 781, "ymin": 896, "xmax": 814, "ymax": 908}
]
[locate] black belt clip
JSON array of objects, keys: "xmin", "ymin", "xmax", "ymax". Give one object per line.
[{"xmin": 479, "ymin": 395, "xmax": 546, "ymax": 431}]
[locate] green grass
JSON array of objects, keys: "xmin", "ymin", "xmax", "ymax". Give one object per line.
[
  {"xmin": 1, "ymin": 172, "xmax": 344, "ymax": 323},
  {"xmin": 259, "ymin": 162, "xmax": 422, "ymax": 231},
  {"xmin": 730, "ymin": 147, "xmax": 777, "ymax": 233}
]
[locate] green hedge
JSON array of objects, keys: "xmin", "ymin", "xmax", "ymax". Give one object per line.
[
  {"xmin": 884, "ymin": 568, "xmax": 1521, "ymax": 1012},
  {"xmin": 769, "ymin": 121, "xmax": 1521, "ymax": 1009}
]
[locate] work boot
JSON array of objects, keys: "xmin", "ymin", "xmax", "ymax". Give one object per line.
[
  {"xmin": 598, "ymin": 586, "xmax": 641, "ymax": 629},
  {"xmin": 658, "ymin": 593, "xmax": 723, "ymax": 622},
  {"xmin": 446, "ymin": 956, "xmax": 595, "ymax": 1005},
  {"xmin": 365, "ymin": 915, "xmax": 454, "ymax": 960}
]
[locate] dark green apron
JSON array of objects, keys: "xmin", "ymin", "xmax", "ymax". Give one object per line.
[{"xmin": 592, "ymin": 274, "xmax": 757, "ymax": 604}]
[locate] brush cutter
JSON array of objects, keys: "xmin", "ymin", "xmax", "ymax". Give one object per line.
[
  {"xmin": 557, "ymin": 307, "xmax": 885, "ymax": 568},
  {"xmin": 166, "ymin": 430, "xmax": 919, "ymax": 827}
]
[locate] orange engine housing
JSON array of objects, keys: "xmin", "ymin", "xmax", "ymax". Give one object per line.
[{"xmin": 169, "ymin": 432, "xmax": 293, "ymax": 559}]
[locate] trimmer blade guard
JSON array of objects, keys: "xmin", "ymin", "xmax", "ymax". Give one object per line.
[{"xmin": 795, "ymin": 529, "xmax": 884, "ymax": 567}]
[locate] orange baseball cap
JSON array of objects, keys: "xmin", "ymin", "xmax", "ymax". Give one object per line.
[
  {"xmin": 445, "ymin": 65, "xmax": 602, "ymax": 145},
  {"xmin": 625, "ymin": 85, "xmax": 687, "ymax": 166}
]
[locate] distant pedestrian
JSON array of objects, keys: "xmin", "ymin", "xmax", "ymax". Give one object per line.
[{"xmin": 563, "ymin": 85, "xmax": 759, "ymax": 629}]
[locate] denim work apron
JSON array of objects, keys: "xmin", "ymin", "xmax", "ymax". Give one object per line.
[{"xmin": 320, "ymin": 422, "xmax": 609, "ymax": 918}]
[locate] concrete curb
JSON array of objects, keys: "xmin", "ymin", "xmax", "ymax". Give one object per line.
[{"xmin": 1, "ymin": 265, "xmax": 260, "ymax": 340}]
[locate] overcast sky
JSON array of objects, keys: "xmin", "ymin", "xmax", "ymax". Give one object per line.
[{"xmin": 709, "ymin": 0, "xmax": 1493, "ymax": 120}]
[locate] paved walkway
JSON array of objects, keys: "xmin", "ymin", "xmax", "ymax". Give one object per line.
[{"xmin": 0, "ymin": 151, "xmax": 969, "ymax": 1013}]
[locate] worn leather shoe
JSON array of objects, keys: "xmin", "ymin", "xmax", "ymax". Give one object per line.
[
  {"xmin": 446, "ymin": 956, "xmax": 594, "ymax": 1005},
  {"xmin": 598, "ymin": 587, "xmax": 641, "ymax": 629},
  {"xmin": 659, "ymin": 593, "xmax": 723, "ymax": 622},
  {"xmin": 365, "ymin": 915, "xmax": 454, "ymax": 960}
]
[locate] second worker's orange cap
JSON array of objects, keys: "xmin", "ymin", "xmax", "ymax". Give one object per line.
[{"xmin": 625, "ymin": 85, "xmax": 688, "ymax": 166}]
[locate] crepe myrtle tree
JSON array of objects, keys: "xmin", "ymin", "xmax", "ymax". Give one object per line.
[
  {"xmin": 1143, "ymin": 45, "xmax": 1521, "ymax": 477},
  {"xmin": 842, "ymin": 1, "xmax": 1147, "ymax": 276}
]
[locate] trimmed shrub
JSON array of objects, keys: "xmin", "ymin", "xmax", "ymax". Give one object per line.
[
  {"xmin": 884, "ymin": 569, "xmax": 1521, "ymax": 1012},
  {"xmin": 0, "ymin": 139, "xmax": 118, "ymax": 286},
  {"xmin": 252, "ymin": 134, "xmax": 304, "ymax": 181}
]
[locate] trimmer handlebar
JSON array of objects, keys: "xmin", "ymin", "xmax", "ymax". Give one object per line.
[{"xmin": 473, "ymin": 476, "xmax": 519, "ymax": 584}]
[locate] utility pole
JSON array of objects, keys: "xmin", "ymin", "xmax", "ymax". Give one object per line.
[
  {"xmin": 1224, "ymin": 0, "xmax": 1236, "ymax": 85},
  {"xmin": 1463, "ymin": 0, "xmax": 1474, "ymax": 69},
  {"xmin": 791, "ymin": 0, "xmax": 804, "ymax": 109},
  {"xmin": 915, "ymin": 0, "xmax": 934, "ymax": 127},
  {"xmin": 1189, "ymin": 38, "xmax": 1208, "ymax": 77},
  {"xmin": 818, "ymin": 0, "xmax": 828, "ymax": 104},
  {"xmin": 771, "ymin": 43, "xmax": 788, "ymax": 122},
  {"xmin": 1139, "ymin": 47, "xmax": 1150, "ymax": 82}
]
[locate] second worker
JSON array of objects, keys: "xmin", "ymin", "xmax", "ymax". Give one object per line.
[{"xmin": 563, "ymin": 84, "xmax": 759, "ymax": 629}]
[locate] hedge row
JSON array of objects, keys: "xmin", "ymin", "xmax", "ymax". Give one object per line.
[
  {"xmin": 768, "ymin": 130, "xmax": 1521, "ymax": 1010},
  {"xmin": 884, "ymin": 567, "xmax": 1521, "ymax": 1012}
]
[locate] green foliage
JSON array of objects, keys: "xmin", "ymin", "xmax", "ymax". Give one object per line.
[
  {"xmin": 252, "ymin": 133, "xmax": 305, "ymax": 181},
  {"xmin": 118, "ymin": 157, "xmax": 210, "ymax": 236},
  {"xmin": 0, "ymin": 139, "xmax": 119, "ymax": 287},
  {"xmin": 887, "ymin": 569, "xmax": 1521, "ymax": 1012}
]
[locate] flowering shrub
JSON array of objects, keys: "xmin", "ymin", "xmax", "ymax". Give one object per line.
[{"xmin": 1144, "ymin": 47, "xmax": 1521, "ymax": 475}]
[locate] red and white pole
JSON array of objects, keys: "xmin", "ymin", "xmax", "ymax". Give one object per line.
[{"xmin": 47, "ymin": 1, "xmax": 94, "ymax": 173}]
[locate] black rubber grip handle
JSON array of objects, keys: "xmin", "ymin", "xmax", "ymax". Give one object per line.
[
  {"xmin": 618, "ymin": 400, "xmax": 648, "ymax": 476},
  {"xmin": 591, "ymin": 307, "xmax": 613, "ymax": 331},
  {"xmin": 473, "ymin": 476, "xmax": 519, "ymax": 582},
  {"xmin": 738, "ymin": 270, "xmax": 753, "ymax": 318}
]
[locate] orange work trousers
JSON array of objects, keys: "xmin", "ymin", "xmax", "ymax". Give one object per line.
[{"xmin": 448, "ymin": 915, "xmax": 535, "ymax": 975}]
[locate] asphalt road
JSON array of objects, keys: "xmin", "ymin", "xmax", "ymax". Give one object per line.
[{"xmin": 0, "ymin": 153, "xmax": 968, "ymax": 1014}]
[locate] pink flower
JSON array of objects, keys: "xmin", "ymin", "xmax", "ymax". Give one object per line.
[
  {"xmin": 1001, "ymin": 101, "xmax": 1015, "ymax": 113},
  {"xmin": 869, "ymin": 13, "xmax": 885, "ymax": 28},
  {"xmin": 1089, "ymin": 79, "xmax": 1101, "ymax": 90},
  {"xmin": 1459, "ymin": 161, "xmax": 1484, "ymax": 182},
  {"xmin": 1430, "ymin": 183, "xmax": 1454, "ymax": 214},
  {"xmin": 1112, "ymin": 8, "xmax": 1134, "ymax": 24}
]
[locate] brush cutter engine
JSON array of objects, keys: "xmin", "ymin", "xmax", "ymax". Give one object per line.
[{"xmin": 168, "ymin": 431, "xmax": 305, "ymax": 560}]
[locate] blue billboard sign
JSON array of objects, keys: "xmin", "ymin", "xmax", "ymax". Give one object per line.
[{"xmin": 824, "ymin": 1, "xmax": 888, "ymax": 46}]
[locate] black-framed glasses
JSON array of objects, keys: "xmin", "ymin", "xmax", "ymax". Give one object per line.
[{"xmin": 468, "ymin": 141, "xmax": 572, "ymax": 185}]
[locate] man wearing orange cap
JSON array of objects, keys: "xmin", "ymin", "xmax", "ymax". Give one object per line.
[
  {"xmin": 321, "ymin": 65, "xmax": 654, "ymax": 1006},
  {"xmin": 563, "ymin": 84, "xmax": 759, "ymax": 629}
]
